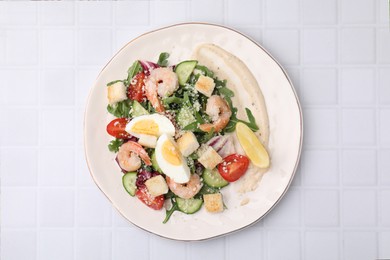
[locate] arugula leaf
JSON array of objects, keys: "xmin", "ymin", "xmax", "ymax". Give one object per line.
[
  {"xmin": 107, "ymin": 79, "xmax": 124, "ymax": 86},
  {"xmin": 163, "ymin": 198, "xmax": 178, "ymax": 224},
  {"xmin": 107, "ymin": 99, "xmax": 132, "ymax": 118},
  {"xmin": 224, "ymin": 107, "xmax": 259, "ymax": 133},
  {"xmin": 162, "ymin": 96, "xmax": 183, "ymax": 106},
  {"xmin": 126, "ymin": 61, "xmax": 143, "ymax": 84},
  {"xmin": 157, "ymin": 52, "xmax": 169, "ymax": 67},
  {"xmin": 108, "ymin": 139, "xmax": 124, "ymax": 153},
  {"xmin": 195, "ymin": 65, "xmax": 214, "ymax": 77}
]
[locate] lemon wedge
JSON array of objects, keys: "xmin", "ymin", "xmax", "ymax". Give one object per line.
[{"xmin": 236, "ymin": 122, "xmax": 270, "ymax": 168}]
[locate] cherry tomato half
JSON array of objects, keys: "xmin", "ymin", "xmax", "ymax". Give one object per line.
[
  {"xmin": 106, "ymin": 118, "xmax": 131, "ymax": 139},
  {"xmin": 136, "ymin": 187, "xmax": 165, "ymax": 210},
  {"xmin": 128, "ymin": 72, "xmax": 146, "ymax": 102},
  {"xmin": 217, "ymin": 154, "xmax": 250, "ymax": 182}
]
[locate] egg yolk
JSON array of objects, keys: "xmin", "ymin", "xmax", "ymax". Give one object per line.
[
  {"xmin": 131, "ymin": 119, "xmax": 159, "ymax": 136},
  {"xmin": 162, "ymin": 140, "xmax": 182, "ymax": 166}
]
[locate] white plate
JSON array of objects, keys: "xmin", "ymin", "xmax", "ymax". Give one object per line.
[{"xmin": 84, "ymin": 23, "xmax": 303, "ymax": 241}]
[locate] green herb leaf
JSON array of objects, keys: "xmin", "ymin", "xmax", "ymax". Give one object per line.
[
  {"xmin": 163, "ymin": 198, "xmax": 178, "ymax": 224},
  {"xmin": 126, "ymin": 61, "xmax": 143, "ymax": 84},
  {"xmin": 162, "ymin": 96, "xmax": 184, "ymax": 106},
  {"xmin": 107, "ymin": 99, "xmax": 132, "ymax": 118},
  {"xmin": 108, "ymin": 139, "xmax": 124, "ymax": 153},
  {"xmin": 195, "ymin": 65, "xmax": 214, "ymax": 77},
  {"xmin": 157, "ymin": 52, "xmax": 170, "ymax": 67},
  {"xmin": 107, "ymin": 79, "xmax": 124, "ymax": 86}
]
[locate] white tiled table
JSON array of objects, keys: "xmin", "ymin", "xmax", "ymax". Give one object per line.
[{"xmin": 1, "ymin": 1, "xmax": 389, "ymax": 260}]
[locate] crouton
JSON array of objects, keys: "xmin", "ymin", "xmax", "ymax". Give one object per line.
[
  {"xmin": 145, "ymin": 175, "xmax": 168, "ymax": 197},
  {"xmin": 198, "ymin": 146, "xmax": 222, "ymax": 169},
  {"xmin": 203, "ymin": 193, "xmax": 224, "ymax": 213},
  {"xmin": 177, "ymin": 132, "xmax": 200, "ymax": 157},
  {"xmin": 107, "ymin": 81, "xmax": 127, "ymax": 104},
  {"xmin": 195, "ymin": 75, "xmax": 215, "ymax": 97}
]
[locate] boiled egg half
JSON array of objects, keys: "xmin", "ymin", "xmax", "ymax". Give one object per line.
[
  {"xmin": 125, "ymin": 114, "xmax": 175, "ymax": 138},
  {"xmin": 155, "ymin": 134, "xmax": 190, "ymax": 183}
]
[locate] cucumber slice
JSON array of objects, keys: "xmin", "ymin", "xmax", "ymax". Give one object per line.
[
  {"xmin": 131, "ymin": 100, "xmax": 149, "ymax": 117},
  {"xmin": 176, "ymin": 197, "xmax": 203, "ymax": 214},
  {"xmin": 203, "ymin": 168, "xmax": 229, "ymax": 188},
  {"xmin": 151, "ymin": 151, "xmax": 162, "ymax": 173},
  {"xmin": 176, "ymin": 106, "xmax": 196, "ymax": 128},
  {"xmin": 122, "ymin": 172, "xmax": 137, "ymax": 196},
  {"xmin": 175, "ymin": 60, "xmax": 198, "ymax": 85}
]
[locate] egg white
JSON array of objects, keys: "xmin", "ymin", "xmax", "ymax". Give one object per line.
[
  {"xmin": 125, "ymin": 114, "xmax": 175, "ymax": 138},
  {"xmin": 155, "ymin": 134, "xmax": 190, "ymax": 184}
]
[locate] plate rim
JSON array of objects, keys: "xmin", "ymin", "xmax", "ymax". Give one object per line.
[{"xmin": 84, "ymin": 22, "xmax": 304, "ymax": 241}]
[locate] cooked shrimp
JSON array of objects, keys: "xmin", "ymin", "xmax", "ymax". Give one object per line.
[
  {"xmin": 166, "ymin": 174, "xmax": 203, "ymax": 199},
  {"xmin": 117, "ymin": 141, "xmax": 152, "ymax": 172},
  {"xmin": 145, "ymin": 67, "xmax": 179, "ymax": 113},
  {"xmin": 199, "ymin": 95, "xmax": 232, "ymax": 133}
]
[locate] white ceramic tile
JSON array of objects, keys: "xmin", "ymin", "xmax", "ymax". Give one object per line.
[
  {"xmin": 302, "ymin": 0, "xmax": 337, "ymax": 24},
  {"xmin": 2, "ymin": 1, "xmax": 37, "ymax": 25},
  {"xmin": 0, "ymin": 30, "xmax": 5, "ymax": 65},
  {"xmin": 341, "ymin": 28, "xmax": 375, "ymax": 64},
  {"xmin": 114, "ymin": 1, "xmax": 150, "ymax": 25},
  {"xmin": 341, "ymin": 68, "xmax": 375, "ymax": 105},
  {"xmin": 75, "ymin": 230, "xmax": 111, "ymax": 260},
  {"xmin": 77, "ymin": 1, "xmax": 112, "ymax": 25},
  {"xmin": 41, "ymin": 30, "xmax": 75, "ymax": 65},
  {"xmin": 304, "ymin": 231, "xmax": 339, "ymax": 260},
  {"xmin": 343, "ymin": 231, "xmax": 377, "ymax": 260},
  {"xmin": 263, "ymin": 29, "xmax": 300, "ymax": 65},
  {"xmin": 379, "ymin": 190, "xmax": 390, "ymax": 226},
  {"xmin": 235, "ymin": 27, "xmax": 262, "ymax": 43},
  {"xmin": 378, "ymin": 149, "xmax": 390, "ymax": 185},
  {"xmin": 0, "ymin": 108, "xmax": 38, "ymax": 146},
  {"xmin": 342, "ymin": 109, "xmax": 375, "ymax": 145},
  {"xmin": 112, "ymin": 209, "xmax": 133, "ymax": 227},
  {"xmin": 76, "ymin": 148, "xmax": 94, "ymax": 187},
  {"xmin": 112, "ymin": 228, "xmax": 149, "ymax": 260},
  {"xmin": 341, "ymin": 0, "xmax": 375, "ymax": 23},
  {"xmin": 75, "ymin": 107, "xmax": 85, "ymax": 147},
  {"xmin": 264, "ymin": 189, "xmax": 300, "ymax": 226},
  {"xmin": 149, "ymin": 236, "xmax": 186, "ymax": 260},
  {"xmin": 76, "ymin": 68, "xmax": 100, "ymax": 106},
  {"xmin": 284, "ymin": 67, "xmax": 300, "ymax": 94},
  {"xmin": 38, "ymin": 188, "xmax": 74, "ymax": 227},
  {"xmin": 41, "ymin": 1, "xmax": 74, "ymax": 25},
  {"xmin": 380, "ymin": 109, "xmax": 390, "ymax": 144},
  {"xmin": 378, "ymin": 0, "xmax": 389, "ymax": 24},
  {"xmin": 40, "ymin": 109, "xmax": 74, "ymax": 146},
  {"xmin": 75, "ymin": 188, "xmax": 112, "ymax": 227},
  {"xmin": 378, "ymin": 28, "xmax": 390, "ymax": 64},
  {"xmin": 227, "ymin": 0, "xmax": 262, "ymax": 25},
  {"xmin": 379, "ymin": 68, "xmax": 390, "ymax": 104},
  {"xmin": 39, "ymin": 148, "xmax": 74, "ymax": 186},
  {"xmin": 188, "ymin": 238, "xmax": 225, "ymax": 260},
  {"xmin": 190, "ymin": 0, "xmax": 224, "ymax": 24},
  {"xmin": 38, "ymin": 230, "xmax": 73, "ymax": 260},
  {"xmin": 378, "ymin": 231, "xmax": 390, "ymax": 258},
  {"xmin": 303, "ymin": 108, "xmax": 338, "ymax": 146},
  {"xmin": 1, "ymin": 187, "xmax": 36, "ymax": 227},
  {"xmin": 1, "ymin": 230, "xmax": 37, "ymax": 260},
  {"xmin": 301, "ymin": 149, "xmax": 339, "ymax": 186},
  {"xmin": 6, "ymin": 29, "xmax": 38, "ymax": 65},
  {"xmin": 342, "ymin": 150, "xmax": 376, "ymax": 186},
  {"xmin": 343, "ymin": 189, "xmax": 376, "ymax": 226},
  {"xmin": 265, "ymin": 0, "xmax": 300, "ymax": 24},
  {"xmin": 152, "ymin": 1, "xmax": 188, "ymax": 25},
  {"xmin": 304, "ymin": 189, "xmax": 339, "ymax": 226},
  {"xmin": 41, "ymin": 69, "xmax": 75, "ymax": 106},
  {"xmin": 302, "ymin": 68, "xmax": 337, "ymax": 105},
  {"xmin": 226, "ymin": 228, "xmax": 264, "ymax": 260},
  {"xmin": 0, "ymin": 69, "xmax": 38, "ymax": 105},
  {"xmin": 1, "ymin": 147, "xmax": 37, "ymax": 186},
  {"xmin": 78, "ymin": 29, "xmax": 112, "ymax": 66},
  {"xmin": 114, "ymin": 27, "xmax": 151, "ymax": 50},
  {"xmin": 268, "ymin": 231, "xmax": 301, "ymax": 260},
  {"xmin": 303, "ymin": 29, "xmax": 337, "ymax": 64}
]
